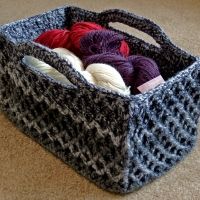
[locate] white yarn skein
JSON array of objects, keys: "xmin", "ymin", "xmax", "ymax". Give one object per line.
[
  {"xmin": 23, "ymin": 56, "xmax": 72, "ymax": 84},
  {"xmin": 86, "ymin": 63, "xmax": 130, "ymax": 95},
  {"xmin": 53, "ymin": 48, "xmax": 84, "ymax": 72}
]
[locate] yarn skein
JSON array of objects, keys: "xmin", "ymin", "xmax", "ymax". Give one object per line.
[
  {"xmin": 128, "ymin": 55, "xmax": 161, "ymax": 94},
  {"xmin": 23, "ymin": 56, "xmax": 72, "ymax": 84},
  {"xmin": 34, "ymin": 29, "xmax": 70, "ymax": 49},
  {"xmin": 80, "ymin": 30, "xmax": 129, "ymax": 57},
  {"xmin": 85, "ymin": 63, "xmax": 130, "ymax": 95},
  {"xmin": 69, "ymin": 22, "xmax": 103, "ymax": 54},
  {"xmin": 53, "ymin": 48, "xmax": 84, "ymax": 72}
]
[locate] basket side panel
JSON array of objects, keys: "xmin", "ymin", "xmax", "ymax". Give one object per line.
[
  {"xmin": 0, "ymin": 47, "xmax": 131, "ymax": 193},
  {"xmin": 126, "ymin": 60, "xmax": 200, "ymax": 192}
]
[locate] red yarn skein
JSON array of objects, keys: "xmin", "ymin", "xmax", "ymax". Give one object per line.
[{"xmin": 34, "ymin": 29, "xmax": 70, "ymax": 49}]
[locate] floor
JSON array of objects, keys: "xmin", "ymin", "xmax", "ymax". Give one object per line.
[{"xmin": 0, "ymin": 0, "xmax": 200, "ymax": 200}]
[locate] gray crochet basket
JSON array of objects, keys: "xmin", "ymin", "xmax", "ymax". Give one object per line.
[{"xmin": 0, "ymin": 6, "xmax": 199, "ymax": 194}]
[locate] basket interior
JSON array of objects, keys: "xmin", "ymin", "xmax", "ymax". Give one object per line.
[{"xmin": 0, "ymin": 6, "xmax": 196, "ymax": 81}]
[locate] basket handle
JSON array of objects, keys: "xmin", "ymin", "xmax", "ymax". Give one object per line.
[
  {"xmin": 17, "ymin": 42, "xmax": 91, "ymax": 89},
  {"xmin": 99, "ymin": 9, "xmax": 175, "ymax": 49}
]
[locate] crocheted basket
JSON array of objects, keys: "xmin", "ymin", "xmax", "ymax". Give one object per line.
[{"xmin": 0, "ymin": 6, "xmax": 199, "ymax": 194}]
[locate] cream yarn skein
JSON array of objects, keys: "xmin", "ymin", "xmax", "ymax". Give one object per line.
[
  {"xmin": 53, "ymin": 48, "xmax": 84, "ymax": 72},
  {"xmin": 86, "ymin": 63, "xmax": 130, "ymax": 95},
  {"xmin": 23, "ymin": 56, "xmax": 72, "ymax": 84}
]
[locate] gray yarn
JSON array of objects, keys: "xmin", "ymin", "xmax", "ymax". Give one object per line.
[{"xmin": 0, "ymin": 6, "xmax": 199, "ymax": 194}]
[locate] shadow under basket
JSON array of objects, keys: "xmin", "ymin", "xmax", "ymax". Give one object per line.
[{"xmin": 0, "ymin": 6, "xmax": 199, "ymax": 194}]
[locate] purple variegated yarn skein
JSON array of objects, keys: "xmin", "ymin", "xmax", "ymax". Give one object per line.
[
  {"xmin": 84, "ymin": 53, "xmax": 134, "ymax": 86},
  {"xmin": 80, "ymin": 29, "xmax": 129, "ymax": 57},
  {"xmin": 128, "ymin": 55, "xmax": 160, "ymax": 94},
  {"xmin": 80, "ymin": 29, "xmax": 133, "ymax": 86}
]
